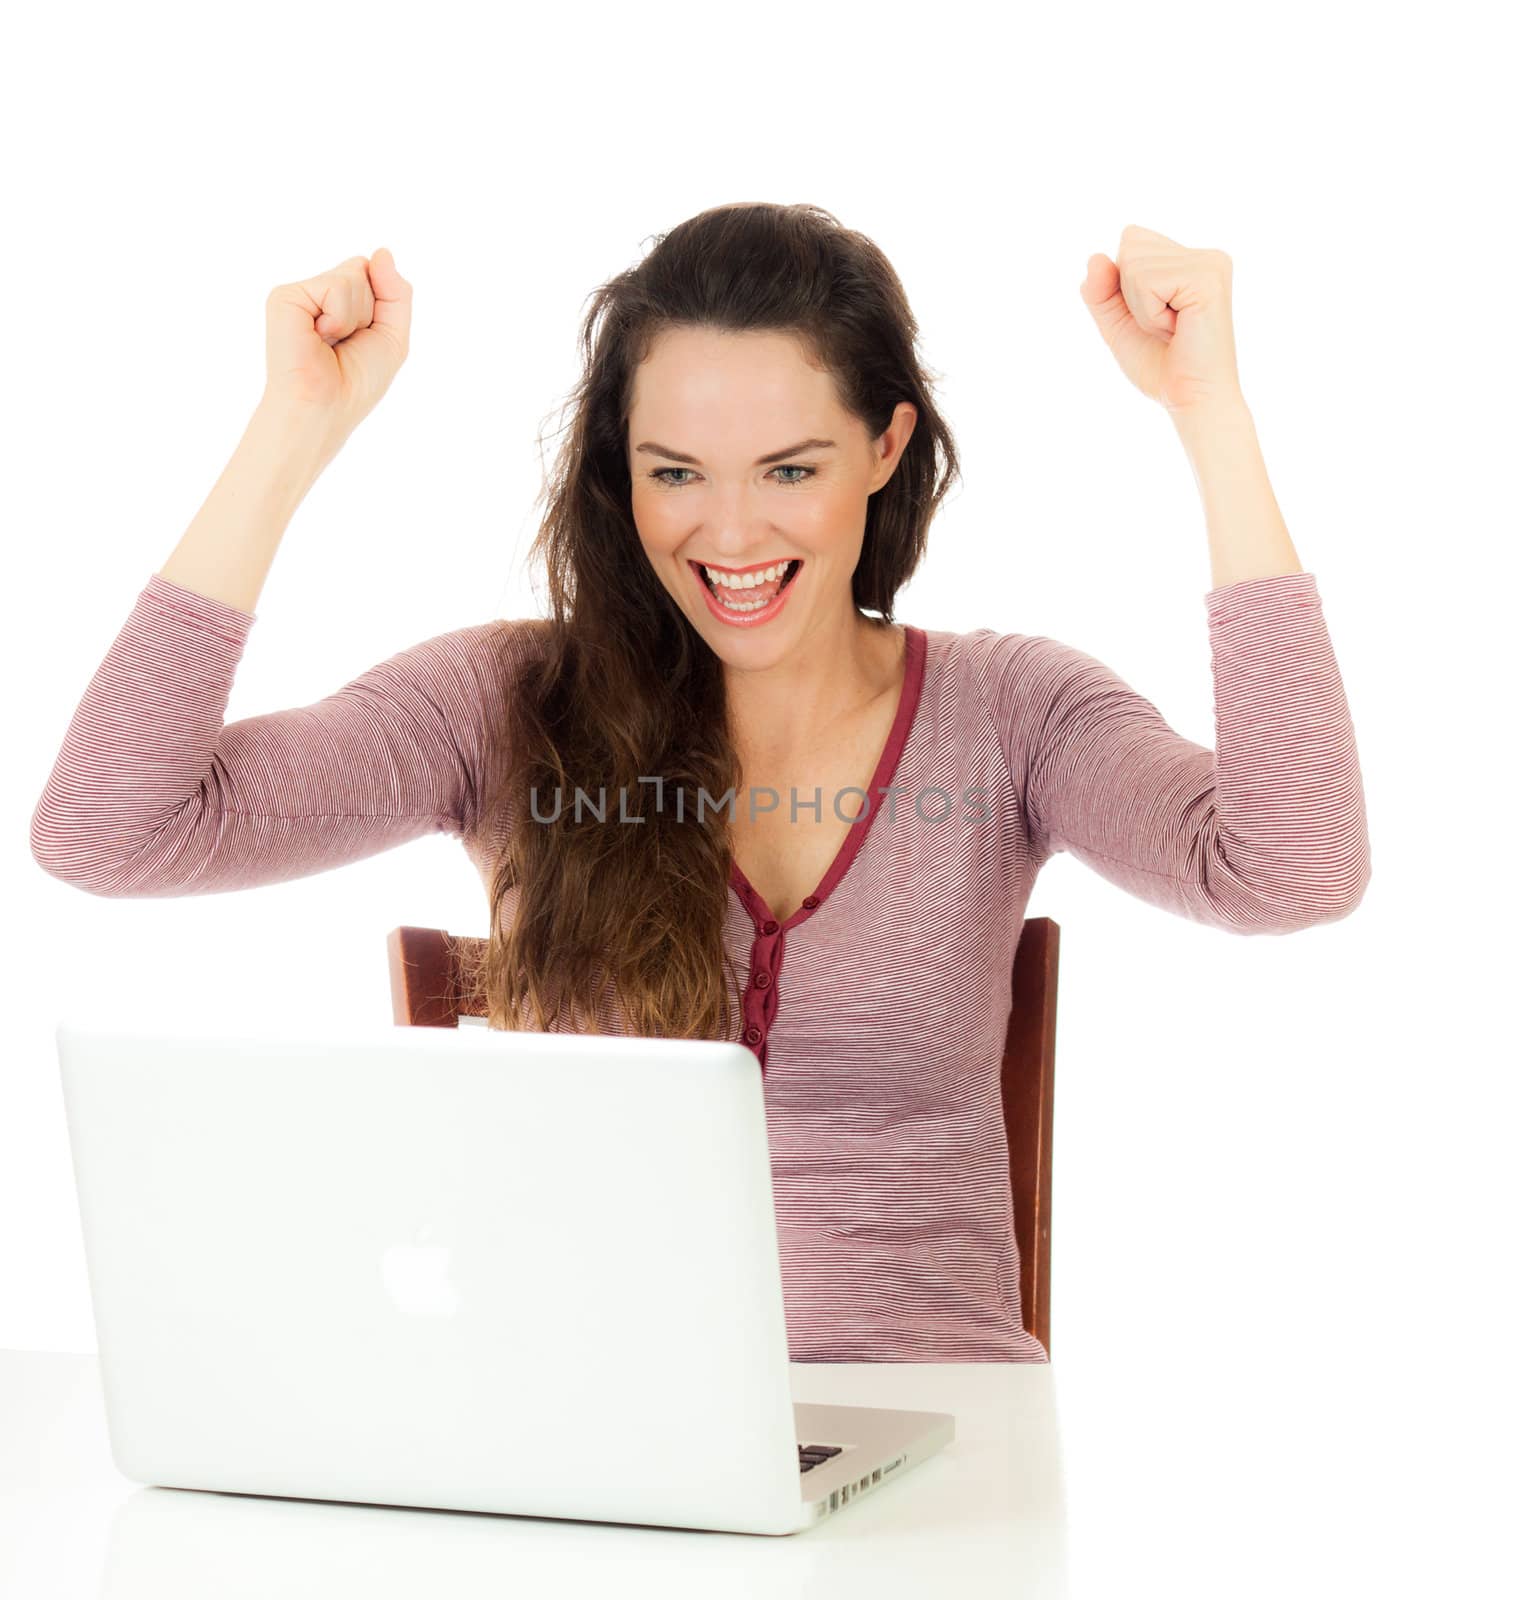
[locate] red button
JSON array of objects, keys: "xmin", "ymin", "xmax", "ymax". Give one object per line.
[
  {"xmin": 753, "ymin": 971, "xmax": 771, "ymax": 989},
  {"xmin": 744, "ymin": 1025, "xmax": 763, "ymax": 1045},
  {"xmin": 761, "ymin": 919, "xmax": 778, "ymax": 935},
  {"xmin": 802, "ymin": 895, "xmax": 819, "ymax": 910}
]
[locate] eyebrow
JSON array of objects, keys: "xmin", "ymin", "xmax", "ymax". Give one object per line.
[{"xmin": 634, "ymin": 437, "xmax": 837, "ymax": 467}]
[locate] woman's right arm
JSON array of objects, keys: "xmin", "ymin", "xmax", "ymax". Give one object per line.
[{"xmin": 26, "ymin": 247, "xmax": 535, "ymax": 897}]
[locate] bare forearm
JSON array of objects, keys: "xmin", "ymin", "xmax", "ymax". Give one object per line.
[
  {"xmin": 1173, "ymin": 400, "xmax": 1303, "ymax": 590},
  {"xmin": 157, "ymin": 401, "xmax": 335, "ymax": 615}
]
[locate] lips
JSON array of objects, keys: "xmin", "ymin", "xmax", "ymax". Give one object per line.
[{"xmin": 691, "ymin": 557, "xmax": 804, "ymax": 628}]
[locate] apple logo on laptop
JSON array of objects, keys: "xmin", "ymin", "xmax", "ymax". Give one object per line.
[{"xmin": 380, "ymin": 1223, "xmax": 461, "ymax": 1317}]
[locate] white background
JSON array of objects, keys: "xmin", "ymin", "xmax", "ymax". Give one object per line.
[{"xmin": 3, "ymin": 1, "xmax": 1508, "ymax": 1593}]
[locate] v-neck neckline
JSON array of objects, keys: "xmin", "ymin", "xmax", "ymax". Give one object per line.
[{"xmin": 728, "ymin": 623, "xmax": 927, "ymax": 935}]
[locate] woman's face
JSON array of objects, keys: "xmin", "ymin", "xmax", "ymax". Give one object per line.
[{"xmin": 625, "ymin": 326, "xmax": 916, "ymax": 664}]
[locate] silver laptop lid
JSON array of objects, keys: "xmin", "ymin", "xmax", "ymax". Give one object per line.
[{"xmin": 57, "ymin": 1016, "xmax": 807, "ymax": 1535}]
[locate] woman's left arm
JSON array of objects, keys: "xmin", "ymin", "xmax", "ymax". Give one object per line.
[{"xmin": 973, "ymin": 228, "xmax": 1369, "ymax": 932}]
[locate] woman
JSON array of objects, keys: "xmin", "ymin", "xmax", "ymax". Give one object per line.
[{"xmin": 29, "ymin": 203, "xmax": 1370, "ymax": 1362}]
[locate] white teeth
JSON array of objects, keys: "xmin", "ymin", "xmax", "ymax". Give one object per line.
[{"xmin": 700, "ymin": 559, "xmax": 795, "ymax": 589}]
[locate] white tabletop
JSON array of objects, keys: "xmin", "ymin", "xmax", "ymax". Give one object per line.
[{"xmin": 1, "ymin": 1349, "xmax": 1069, "ymax": 1597}]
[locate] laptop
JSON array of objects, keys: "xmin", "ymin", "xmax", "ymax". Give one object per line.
[{"xmin": 55, "ymin": 1014, "xmax": 954, "ymax": 1536}]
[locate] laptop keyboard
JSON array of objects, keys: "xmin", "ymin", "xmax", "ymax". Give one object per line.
[{"xmin": 798, "ymin": 1442, "xmax": 843, "ymax": 1473}]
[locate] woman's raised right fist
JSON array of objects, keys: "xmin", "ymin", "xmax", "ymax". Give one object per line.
[{"xmin": 262, "ymin": 248, "xmax": 412, "ymax": 444}]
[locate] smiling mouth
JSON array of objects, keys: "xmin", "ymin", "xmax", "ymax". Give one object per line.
[{"xmin": 693, "ymin": 560, "xmax": 803, "ymax": 595}]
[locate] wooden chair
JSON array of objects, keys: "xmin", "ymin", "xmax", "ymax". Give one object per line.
[{"xmin": 387, "ymin": 916, "xmax": 1059, "ymax": 1357}]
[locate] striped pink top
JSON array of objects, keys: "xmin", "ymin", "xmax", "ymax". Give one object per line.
[{"xmin": 29, "ymin": 569, "xmax": 1369, "ymax": 1362}]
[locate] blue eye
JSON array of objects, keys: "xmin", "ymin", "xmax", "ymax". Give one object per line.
[{"xmin": 648, "ymin": 464, "xmax": 816, "ymax": 488}]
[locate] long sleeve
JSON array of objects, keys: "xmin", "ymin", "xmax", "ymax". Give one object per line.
[
  {"xmin": 28, "ymin": 572, "xmax": 537, "ymax": 897},
  {"xmin": 966, "ymin": 571, "xmax": 1370, "ymax": 934}
]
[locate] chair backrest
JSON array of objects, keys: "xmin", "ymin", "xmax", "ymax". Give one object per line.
[{"xmin": 387, "ymin": 916, "xmax": 1059, "ymax": 1357}]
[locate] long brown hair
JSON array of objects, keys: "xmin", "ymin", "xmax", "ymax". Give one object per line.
[{"xmin": 474, "ymin": 201, "xmax": 961, "ymax": 1039}]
